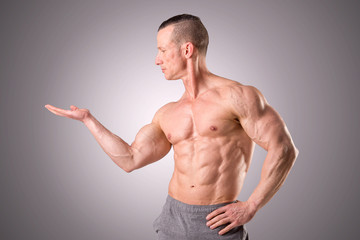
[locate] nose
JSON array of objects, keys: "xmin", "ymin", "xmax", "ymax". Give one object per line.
[{"xmin": 155, "ymin": 54, "xmax": 162, "ymax": 65}]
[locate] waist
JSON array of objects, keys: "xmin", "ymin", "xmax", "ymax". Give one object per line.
[{"xmin": 165, "ymin": 194, "xmax": 237, "ymax": 213}]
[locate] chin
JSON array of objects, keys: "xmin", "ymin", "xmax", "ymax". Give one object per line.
[
  {"xmin": 165, "ymin": 74, "xmax": 181, "ymax": 81},
  {"xmin": 164, "ymin": 75, "xmax": 176, "ymax": 80}
]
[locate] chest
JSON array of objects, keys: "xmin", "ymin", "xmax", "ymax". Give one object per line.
[{"xmin": 160, "ymin": 98, "xmax": 238, "ymax": 144}]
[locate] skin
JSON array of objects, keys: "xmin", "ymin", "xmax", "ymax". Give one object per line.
[{"xmin": 45, "ymin": 25, "xmax": 298, "ymax": 235}]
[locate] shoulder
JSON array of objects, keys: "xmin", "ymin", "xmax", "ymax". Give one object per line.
[
  {"xmin": 211, "ymin": 76, "xmax": 264, "ymax": 101},
  {"xmin": 226, "ymin": 81, "xmax": 263, "ymax": 100},
  {"xmin": 152, "ymin": 101, "xmax": 177, "ymax": 124},
  {"xmin": 225, "ymin": 82, "xmax": 267, "ymax": 118},
  {"xmin": 206, "ymin": 76, "xmax": 267, "ymax": 116}
]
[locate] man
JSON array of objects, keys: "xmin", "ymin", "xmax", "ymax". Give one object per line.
[{"xmin": 45, "ymin": 14, "xmax": 298, "ymax": 239}]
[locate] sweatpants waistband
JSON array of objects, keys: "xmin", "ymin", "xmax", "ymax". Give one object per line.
[{"xmin": 165, "ymin": 195, "xmax": 237, "ymax": 213}]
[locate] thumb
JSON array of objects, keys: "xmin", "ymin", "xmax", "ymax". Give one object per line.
[{"xmin": 70, "ymin": 105, "xmax": 78, "ymax": 111}]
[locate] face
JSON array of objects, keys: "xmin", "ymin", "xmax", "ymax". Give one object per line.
[{"xmin": 155, "ymin": 26, "xmax": 186, "ymax": 80}]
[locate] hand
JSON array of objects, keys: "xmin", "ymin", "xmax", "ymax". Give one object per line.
[
  {"xmin": 45, "ymin": 104, "xmax": 90, "ymax": 122},
  {"xmin": 206, "ymin": 200, "xmax": 256, "ymax": 235}
]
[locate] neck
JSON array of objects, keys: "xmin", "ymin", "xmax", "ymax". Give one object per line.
[{"xmin": 181, "ymin": 56, "xmax": 212, "ymax": 99}]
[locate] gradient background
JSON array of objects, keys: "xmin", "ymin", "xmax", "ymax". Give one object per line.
[{"xmin": 1, "ymin": 0, "xmax": 359, "ymax": 239}]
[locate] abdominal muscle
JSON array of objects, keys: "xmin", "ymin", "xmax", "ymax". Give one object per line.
[{"xmin": 168, "ymin": 135, "xmax": 253, "ymax": 205}]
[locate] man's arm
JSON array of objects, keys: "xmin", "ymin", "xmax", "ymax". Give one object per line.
[
  {"xmin": 206, "ymin": 85, "xmax": 298, "ymax": 235},
  {"xmin": 238, "ymin": 86, "xmax": 298, "ymax": 210},
  {"xmin": 45, "ymin": 104, "xmax": 171, "ymax": 172}
]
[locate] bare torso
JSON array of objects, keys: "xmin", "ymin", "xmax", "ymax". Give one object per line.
[
  {"xmin": 158, "ymin": 78, "xmax": 255, "ymax": 205},
  {"xmin": 45, "ymin": 22, "xmax": 297, "ymax": 234}
]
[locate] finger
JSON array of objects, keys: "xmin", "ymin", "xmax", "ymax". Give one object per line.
[
  {"xmin": 209, "ymin": 217, "xmax": 231, "ymax": 230},
  {"xmin": 44, "ymin": 104, "xmax": 56, "ymax": 111},
  {"xmin": 46, "ymin": 108, "xmax": 69, "ymax": 118},
  {"xmin": 46, "ymin": 107, "xmax": 69, "ymax": 115},
  {"xmin": 206, "ymin": 205, "xmax": 228, "ymax": 220},
  {"xmin": 45, "ymin": 104, "xmax": 66, "ymax": 112},
  {"xmin": 45, "ymin": 105, "xmax": 72, "ymax": 117},
  {"xmin": 70, "ymin": 105, "xmax": 78, "ymax": 111},
  {"xmin": 206, "ymin": 213, "xmax": 227, "ymax": 227},
  {"xmin": 218, "ymin": 222, "xmax": 237, "ymax": 235}
]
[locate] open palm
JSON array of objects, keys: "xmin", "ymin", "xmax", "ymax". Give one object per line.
[{"xmin": 45, "ymin": 104, "xmax": 90, "ymax": 122}]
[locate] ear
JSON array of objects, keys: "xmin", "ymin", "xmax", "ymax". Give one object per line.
[{"xmin": 183, "ymin": 42, "xmax": 194, "ymax": 58}]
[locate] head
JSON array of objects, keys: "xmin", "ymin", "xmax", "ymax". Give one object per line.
[
  {"xmin": 155, "ymin": 14, "xmax": 209, "ymax": 80},
  {"xmin": 158, "ymin": 14, "xmax": 209, "ymax": 56}
]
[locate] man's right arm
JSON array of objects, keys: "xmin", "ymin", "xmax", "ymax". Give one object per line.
[{"xmin": 45, "ymin": 104, "xmax": 171, "ymax": 172}]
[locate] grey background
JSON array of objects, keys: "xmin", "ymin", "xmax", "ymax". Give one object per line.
[{"xmin": 1, "ymin": 0, "xmax": 359, "ymax": 239}]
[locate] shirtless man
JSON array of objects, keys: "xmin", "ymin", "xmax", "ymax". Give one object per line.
[{"xmin": 45, "ymin": 14, "xmax": 298, "ymax": 239}]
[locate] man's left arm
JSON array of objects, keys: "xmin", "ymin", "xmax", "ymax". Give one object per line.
[{"xmin": 206, "ymin": 85, "xmax": 299, "ymax": 235}]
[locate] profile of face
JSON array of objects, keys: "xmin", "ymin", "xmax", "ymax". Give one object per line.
[{"xmin": 155, "ymin": 25, "xmax": 186, "ymax": 80}]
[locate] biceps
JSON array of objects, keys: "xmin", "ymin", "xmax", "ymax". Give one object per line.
[{"xmin": 131, "ymin": 124, "xmax": 171, "ymax": 166}]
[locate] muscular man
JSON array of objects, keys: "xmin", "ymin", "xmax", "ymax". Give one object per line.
[{"xmin": 45, "ymin": 14, "xmax": 298, "ymax": 239}]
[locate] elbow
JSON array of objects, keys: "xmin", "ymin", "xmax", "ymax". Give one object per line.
[
  {"xmin": 120, "ymin": 161, "xmax": 136, "ymax": 173},
  {"xmin": 272, "ymin": 141, "xmax": 298, "ymax": 168},
  {"xmin": 123, "ymin": 167, "xmax": 134, "ymax": 173},
  {"xmin": 286, "ymin": 142, "xmax": 298, "ymax": 167},
  {"xmin": 110, "ymin": 156, "xmax": 136, "ymax": 173},
  {"xmin": 294, "ymin": 145, "xmax": 299, "ymax": 159}
]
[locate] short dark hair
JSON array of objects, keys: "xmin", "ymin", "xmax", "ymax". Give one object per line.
[{"xmin": 158, "ymin": 14, "xmax": 209, "ymax": 55}]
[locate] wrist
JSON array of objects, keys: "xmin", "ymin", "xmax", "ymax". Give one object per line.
[
  {"xmin": 246, "ymin": 198, "xmax": 261, "ymax": 214},
  {"xmin": 82, "ymin": 111, "xmax": 93, "ymax": 125}
]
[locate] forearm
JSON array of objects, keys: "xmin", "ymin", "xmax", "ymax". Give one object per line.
[
  {"xmin": 83, "ymin": 113, "xmax": 134, "ymax": 172},
  {"xmin": 247, "ymin": 143, "xmax": 298, "ymax": 212}
]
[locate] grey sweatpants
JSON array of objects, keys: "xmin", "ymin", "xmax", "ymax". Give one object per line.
[{"xmin": 153, "ymin": 195, "xmax": 248, "ymax": 240}]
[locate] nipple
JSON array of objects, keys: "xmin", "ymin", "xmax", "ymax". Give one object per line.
[
  {"xmin": 167, "ymin": 133, "xmax": 172, "ymax": 140},
  {"xmin": 210, "ymin": 126, "xmax": 217, "ymax": 131}
]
